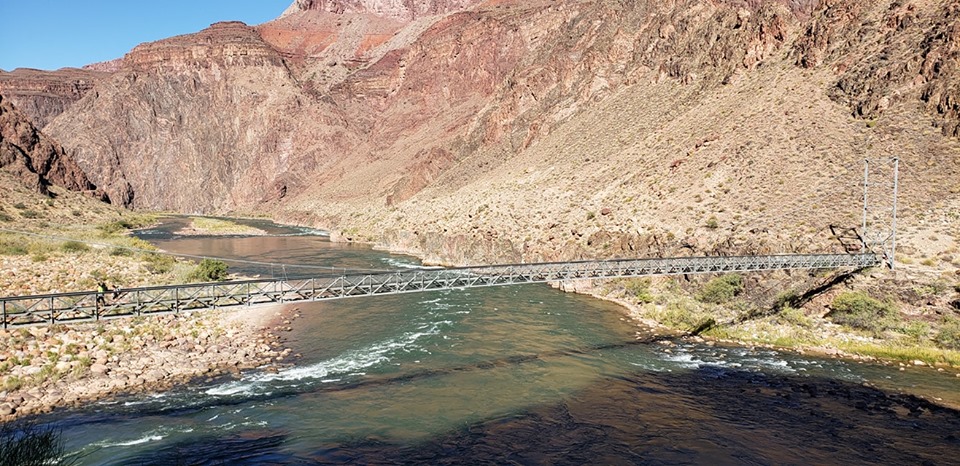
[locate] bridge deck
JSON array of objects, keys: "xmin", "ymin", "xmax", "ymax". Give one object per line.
[{"xmin": 0, "ymin": 253, "xmax": 880, "ymax": 328}]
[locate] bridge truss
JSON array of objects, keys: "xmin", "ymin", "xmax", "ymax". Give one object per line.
[{"xmin": 1, "ymin": 253, "xmax": 880, "ymax": 328}]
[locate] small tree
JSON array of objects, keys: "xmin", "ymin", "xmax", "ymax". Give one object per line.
[
  {"xmin": 697, "ymin": 274, "xmax": 744, "ymax": 304},
  {"xmin": 829, "ymin": 291, "xmax": 899, "ymax": 335},
  {"xmin": 187, "ymin": 259, "xmax": 229, "ymax": 282}
]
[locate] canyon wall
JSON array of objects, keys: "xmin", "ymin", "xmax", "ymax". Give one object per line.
[
  {"xmin": 0, "ymin": 94, "xmax": 104, "ymax": 199},
  {"xmin": 0, "ymin": 0, "xmax": 957, "ymax": 268},
  {"xmin": 0, "ymin": 68, "xmax": 107, "ymax": 129}
]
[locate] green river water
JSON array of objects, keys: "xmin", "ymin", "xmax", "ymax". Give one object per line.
[{"xmin": 30, "ymin": 218, "xmax": 960, "ymax": 464}]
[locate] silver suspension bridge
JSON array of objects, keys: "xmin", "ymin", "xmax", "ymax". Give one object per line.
[{"xmin": 0, "ymin": 158, "xmax": 899, "ymax": 328}]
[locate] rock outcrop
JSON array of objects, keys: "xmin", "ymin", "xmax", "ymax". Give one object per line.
[
  {"xmin": 281, "ymin": 0, "xmax": 481, "ymax": 21},
  {"xmin": 0, "ymin": 94, "xmax": 105, "ymax": 199},
  {"xmin": 0, "ymin": 68, "xmax": 107, "ymax": 129},
  {"xmin": 44, "ymin": 21, "xmax": 344, "ymax": 211}
]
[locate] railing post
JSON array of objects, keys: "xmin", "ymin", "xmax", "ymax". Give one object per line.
[{"xmin": 2, "ymin": 299, "xmax": 6, "ymax": 329}]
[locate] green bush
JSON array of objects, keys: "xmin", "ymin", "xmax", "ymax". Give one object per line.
[
  {"xmin": 899, "ymin": 321, "xmax": 930, "ymax": 344},
  {"xmin": 934, "ymin": 318, "xmax": 960, "ymax": 350},
  {"xmin": 624, "ymin": 278, "xmax": 654, "ymax": 304},
  {"xmin": 705, "ymin": 216, "xmax": 719, "ymax": 229},
  {"xmin": 12, "ymin": 202, "xmax": 26, "ymax": 210},
  {"xmin": 829, "ymin": 291, "xmax": 899, "ymax": 334},
  {"xmin": 187, "ymin": 259, "xmax": 229, "ymax": 282},
  {"xmin": 109, "ymin": 247, "xmax": 133, "ymax": 257},
  {"xmin": 697, "ymin": 274, "xmax": 744, "ymax": 304},
  {"xmin": 59, "ymin": 241, "xmax": 89, "ymax": 253},
  {"xmin": 142, "ymin": 253, "xmax": 175, "ymax": 274},
  {"xmin": 778, "ymin": 306, "xmax": 811, "ymax": 328}
]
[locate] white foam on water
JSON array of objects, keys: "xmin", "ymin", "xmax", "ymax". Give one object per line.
[
  {"xmin": 100, "ymin": 434, "xmax": 165, "ymax": 448},
  {"xmin": 379, "ymin": 257, "xmax": 443, "ymax": 270},
  {"xmin": 206, "ymin": 321, "xmax": 447, "ymax": 396}
]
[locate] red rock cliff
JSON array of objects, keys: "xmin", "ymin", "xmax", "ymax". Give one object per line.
[
  {"xmin": 0, "ymin": 94, "xmax": 105, "ymax": 199},
  {"xmin": 0, "ymin": 68, "xmax": 107, "ymax": 129}
]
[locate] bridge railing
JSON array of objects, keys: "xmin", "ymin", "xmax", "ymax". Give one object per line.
[{"xmin": 0, "ymin": 253, "xmax": 881, "ymax": 328}]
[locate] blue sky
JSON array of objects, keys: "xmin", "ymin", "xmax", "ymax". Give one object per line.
[{"xmin": 0, "ymin": 1, "xmax": 291, "ymax": 71}]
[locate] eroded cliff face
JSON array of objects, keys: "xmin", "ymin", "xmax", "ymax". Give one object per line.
[
  {"xmin": 282, "ymin": 0, "xmax": 481, "ymax": 21},
  {"xmin": 45, "ymin": 21, "xmax": 353, "ymax": 211},
  {"xmin": 0, "ymin": 68, "xmax": 107, "ymax": 129},
  {"xmin": 0, "ymin": 94, "xmax": 104, "ymax": 199}
]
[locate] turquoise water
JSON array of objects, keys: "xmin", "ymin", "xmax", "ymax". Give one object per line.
[{"xmin": 32, "ymin": 218, "xmax": 960, "ymax": 464}]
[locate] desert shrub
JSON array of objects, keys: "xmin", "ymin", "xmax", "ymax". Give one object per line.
[
  {"xmin": 96, "ymin": 221, "xmax": 125, "ymax": 236},
  {"xmin": 652, "ymin": 299, "xmax": 712, "ymax": 331},
  {"xmin": 697, "ymin": 274, "xmax": 744, "ymax": 304},
  {"xmin": 59, "ymin": 241, "xmax": 89, "ymax": 253},
  {"xmin": 186, "ymin": 259, "xmax": 229, "ymax": 282},
  {"xmin": 109, "ymin": 247, "xmax": 132, "ymax": 257},
  {"xmin": 899, "ymin": 321, "xmax": 930, "ymax": 344},
  {"xmin": 777, "ymin": 306, "xmax": 811, "ymax": 328},
  {"xmin": 829, "ymin": 291, "xmax": 899, "ymax": 334},
  {"xmin": 705, "ymin": 216, "xmax": 719, "ymax": 229},
  {"xmin": 624, "ymin": 278, "xmax": 654, "ymax": 304},
  {"xmin": 934, "ymin": 318, "xmax": 960, "ymax": 350},
  {"xmin": 19, "ymin": 210, "xmax": 41, "ymax": 219},
  {"xmin": 0, "ymin": 211, "xmax": 12, "ymax": 222},
  {"xmin": 12, "ymin": 202, "xmax": 26, "ymax": 210},
  {"xmin": 142, "ymin": 252, "xmax": 175, "ymax": 274},
  {"xmin": 0, "ymin": 238, "xmax": 28, "ymax": 256}
]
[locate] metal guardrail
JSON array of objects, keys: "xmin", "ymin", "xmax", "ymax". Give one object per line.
[{"xmin": 0, "ymin": 253, "xmax": 881, "ymax": 328}]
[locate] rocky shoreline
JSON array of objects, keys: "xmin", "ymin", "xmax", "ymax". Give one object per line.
[{"xmin": 0, "ymin": 305, "xmax": 301, "ymax": 422}]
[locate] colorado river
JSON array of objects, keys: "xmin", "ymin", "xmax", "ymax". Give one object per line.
[{"xmin": 33, "ymin": 218, "xmax": 960, "ymax": 464}]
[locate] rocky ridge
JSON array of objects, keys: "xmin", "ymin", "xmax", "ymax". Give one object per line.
[
  {"xmin": 0, "ymin": 94, "xmax": 106, "ymax": 199},
  {"xmin": 0, "ymin": 67, "xmax": 106, "ymax": 129},
  {"xmin": 281, "ymin": 0, "xmax": 482, "ymax": 21}
]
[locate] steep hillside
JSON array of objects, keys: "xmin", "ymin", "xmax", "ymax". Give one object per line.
[{"xmin": 276, "ymin": 0, "xmax": 959, "ymax": 270}]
